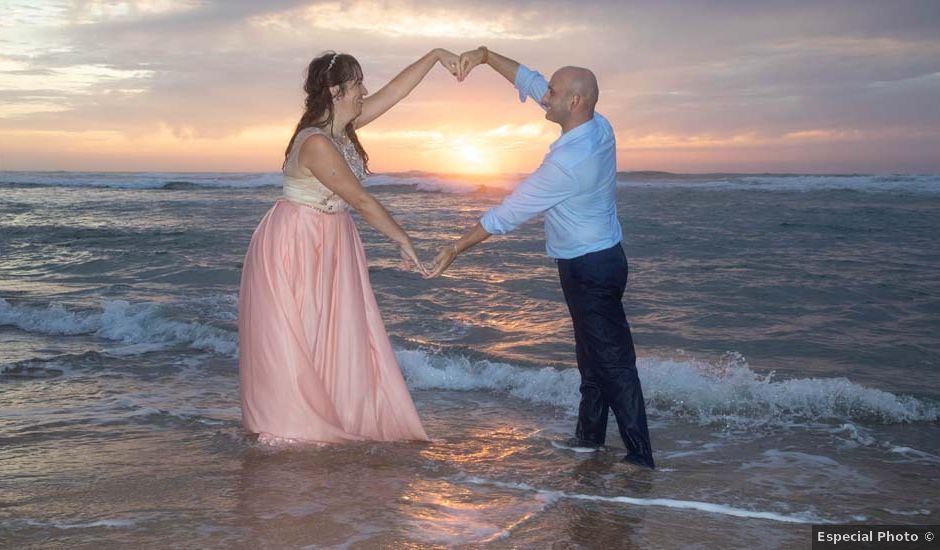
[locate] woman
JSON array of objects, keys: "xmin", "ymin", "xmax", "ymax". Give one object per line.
[{"xmin": 238, "ymin": 49, "xmax": 458, "ymax": 444}]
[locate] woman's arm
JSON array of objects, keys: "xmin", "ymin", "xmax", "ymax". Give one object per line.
[
  {"xmin": 300, "ymin": 134, "xmax": 426, "ymax": 273},
  {"xmin": 355, "ymin": 48, "xmax": 458, "ymax": 129}
]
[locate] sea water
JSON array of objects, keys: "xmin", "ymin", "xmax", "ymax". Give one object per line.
[{"xmin": 1, "ymin": 171, "xmax": 938, "ymax": 547}]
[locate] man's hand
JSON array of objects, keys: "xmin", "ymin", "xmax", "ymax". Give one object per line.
[
  {"xmin": 425, "ymin": 243, "xmax": 459, "ymax": 278},
  {"xmin": 457, "ymin": 46, "xmax": 487, "ymax": 81}
]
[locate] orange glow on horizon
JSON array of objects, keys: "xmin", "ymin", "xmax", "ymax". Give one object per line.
[
  {"xmin": 3, "ymin": 3, "xmax": 938, "ymax": 174},
  {"xmin": 4, "ymin": 121, "xmax": 926, "ymax": 175}
]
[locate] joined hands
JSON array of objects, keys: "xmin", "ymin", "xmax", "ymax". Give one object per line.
[
  {"xmin": 426, "ymin": 243, "xmax": 458, "ymax": 279},
  {"xmin": 402, "ymin": 47, "xmax": 490, "ymax": 278},
  {"xmin": 457, "ymin": 47, "xmax": 486, "ymax": 81},
  {"xmin": 399, "ymin": 242, "xmax": 455, "ymax": 279},
  {"xmin": 436, "ymin": 49, "xmax": 459, "ymax": 78},
  {"xmin": 436, "ymin": 47, "xmax": 487, "ymax": 82},
  {"xmin": 399, "ymin": 241, "xmax": 430, "ymax": 277}
]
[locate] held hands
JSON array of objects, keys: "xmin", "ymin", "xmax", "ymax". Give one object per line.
[
  {"xmin": 402, "ymin": 46, "xmax": 487, "ymax": 277},
  {"xmin": 399, "ymin": 241, "xmax": 430, "ymax": 277},
  {"xmin": 436, "ymin": 47, "xmax": 487, "ymax": 82},
  {"xmin": 424, "ymin": 243, "xmax": 458, "ymax": 279},
  {"xmin": 398, "ymin": 242, "xmax": 456, "ymax": 278},
  {"xmin": 436, "ymin": 49, "xmax": 459, "ymax": 78},
  {"xmin": 457, "ymin": 47, "xmax": 487, "ymax": 81}
]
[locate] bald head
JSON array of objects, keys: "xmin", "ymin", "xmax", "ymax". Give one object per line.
[
  {"xmin": 556, "ymin": 66, "xmax": 599, "ymax": 112},
  {"xmin": 542, "ymin": 65, "xmax": 600, "ymax": 130}
]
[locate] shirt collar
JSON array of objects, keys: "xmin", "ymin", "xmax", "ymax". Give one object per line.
[{"xmin": 550, "ymin": 115, "xmax": 597, "ymax": 151}]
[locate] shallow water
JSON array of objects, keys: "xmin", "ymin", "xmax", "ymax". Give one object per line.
[{"xmin": 1, "ymin": 171, "xmax": 939, "ymax": 547}]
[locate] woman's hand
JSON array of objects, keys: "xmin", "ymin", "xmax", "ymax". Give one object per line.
[
  {"xmin": 436, "ymin": 48, "xmax": 459, "ymax": 79},
  {"xmin": 399, "ymin": 241, "xmax": 429, "ymax": 276}
]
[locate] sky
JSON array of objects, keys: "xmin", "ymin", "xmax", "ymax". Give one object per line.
[{"xmin": 1, "ymin": 0, "xmax": 939, "ymax": 174}]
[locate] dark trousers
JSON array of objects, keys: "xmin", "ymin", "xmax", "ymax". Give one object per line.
[{"xmin": 557, "ymin": 243, "xmax": 654, "ymax": 468}]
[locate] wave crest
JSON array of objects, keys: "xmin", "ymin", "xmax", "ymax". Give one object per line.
[
  {"xmin": 616, "ymin": 173, "xmax": 940, "ymax": 193},
  {"xmin": 0, "ymin": 298, "xmax": 236, "ymax": 356},
  {"xmin": 397, "ymin": 349, "xmax": 939, "ymax": 426},
  {"xmin": 4, "ymin": 298, "xmax": 936, "ymax": 425}
]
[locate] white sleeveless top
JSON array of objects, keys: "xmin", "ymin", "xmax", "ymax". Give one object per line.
[{"xmin": 282, "ymin": 126, "xmax": 366, "ymax": 213}]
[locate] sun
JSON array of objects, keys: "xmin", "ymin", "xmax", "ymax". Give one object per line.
[
  {"xmin": 459, "ymin": 144, "xmax": 484, "ymax": 164},
  {"xmin": 451, "ymin": 140, "xmax": 498, "ymax": 174}
]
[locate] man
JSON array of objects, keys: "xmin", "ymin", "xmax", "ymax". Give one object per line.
[{"xmin": 426, "ymin": 47, "xmax": 655, "ymax": 469}]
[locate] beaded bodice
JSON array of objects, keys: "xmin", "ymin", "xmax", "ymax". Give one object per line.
[{"xmin": 282, "ymin": 126, "xmax": 365, "ymax": 213}]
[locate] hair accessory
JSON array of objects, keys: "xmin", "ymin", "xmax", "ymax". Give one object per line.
[{"xmin": 327, "ymin": 53, "xmax": 339, "ymax": 72}]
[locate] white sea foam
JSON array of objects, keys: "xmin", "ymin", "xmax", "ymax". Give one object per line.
[
  {"xmin": 4, "ymin": 297, "xmax": 937, "ymax": 426},
  {"xmin": 365, "ymin": 172, "xmax": 528, "ymax": 194},
  {"xmin": 0, "ymin": 171, "xmax": 282, "ymax": 189},
  {"xmin": 0, "ymin": 170, "xmax": 519, "ymax": 194},
  {"xmin": 0, "ymin": 298, "xmax": 236, "ymax": 356},
  {"xmin": 365, "ymin": 173, "xmax": 488, "ymax": 194},
  {"xmin": 397, "ymin": 349, "xmax": 940, "ymax": 425},
  {"xmin": 397, "ymin": 348, "xmax": 581, "ymax": 409},
  {"xmin": 887, "ymin": 446, "xmax": 940, "ymax": 464},
  {"xmin": 9, "ymin": 516, "xmax": 152, "ymax": 529},
  {"xmin": 459, "ymin": 475, "xmax": 825, "ymax": 524},
  {"xmin": 832, "ymin": 423, "xmax": 878, "ymax": 447},
  {"xmin": 0, "ymin": 299, "xmax": 100, "ymax": 335},
  {"xmin": 616, "ymin": 173, "xmax": 940, "ymax": 193},
  {"xmin": 883, "ymin": 508, "xmax": 932, "ymax": 517},
  {"xmin": 640, "ymin": 352, "xmax": 940, "ymax": 425},
  {"xmin": 824, "ymin": 424, "xmax": 940, "ymax": 464},
  {"xmin": 549, "ymin": 440, "xmax": 601, "ymax": 453}
]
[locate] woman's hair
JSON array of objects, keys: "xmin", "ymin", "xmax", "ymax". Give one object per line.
[{"xmin": 283, "ymin": 51, "xmax": 369, "ymax": 172}]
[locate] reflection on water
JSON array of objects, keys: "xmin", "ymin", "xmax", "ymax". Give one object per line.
[
  {"xmin": 2, "ymin": 179, "xmax": 939, "ymax": 546},
  {"xmin": 420, "ymin": 426, "xmax": 537, "ymax": 465},
  {"xmin": 401, "ymin": 478, "xmax": 552, "ymax": 546},
  {"xmin": 233, "ymin": 448, "xmax": 411, "ymax": 546},
  {"xmin": 226, "ymin": 419, "xmax": 596, "ymax": 546}
]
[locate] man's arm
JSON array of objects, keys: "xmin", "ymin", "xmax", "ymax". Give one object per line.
[
  {"xmin": 426, "ymin": 159, "xmax": 577, "ymax": 278},
  {"xmin": 426, "ymin": 222, "xmax": 491, "ymax": 278},
  {"xmin": 458, "ymin": 46, "xmax": 519, "ymax": 84},
  {"xmin": 459, "ymin": 47, "xmax": 548, "ymax": 109}
]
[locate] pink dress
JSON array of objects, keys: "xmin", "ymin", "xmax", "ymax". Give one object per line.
[{"xmin": 238, "ymin": 126, "xmax": 429, "ymax": 444}]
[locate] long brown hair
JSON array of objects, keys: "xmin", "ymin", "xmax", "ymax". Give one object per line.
[{"xmin": 283, "ymin": 51, "xmax": 369, "ymax": 172}]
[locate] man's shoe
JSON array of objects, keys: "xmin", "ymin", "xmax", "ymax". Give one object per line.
[
  {"xmin": 622, "ymin": 453, "xmax": 655, "ymax": 470},
  {"xmin": 563, "ymin": 437, "xmax": 603, "ymax": 450}
]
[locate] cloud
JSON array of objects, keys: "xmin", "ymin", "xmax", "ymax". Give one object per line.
[
  {"xmin": 253, "ymin": 1, "xmax": 584, "ymax": 40},
  {"xmin": 1, "ymin": 0, "xmax": 939, "ymax": 172}
]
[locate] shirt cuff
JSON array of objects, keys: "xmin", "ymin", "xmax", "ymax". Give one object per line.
[
  {"xmin": 480, "ymin": 210, "xmax": 510, "ymax": 235},
  {"xmin": 514, "ymin": 64, "xmax": 536, "ymax": 103}
]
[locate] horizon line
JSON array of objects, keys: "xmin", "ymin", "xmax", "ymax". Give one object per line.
[{"xmin": 2, "ymin": 169, "xmax": 937, "ymax": 177}]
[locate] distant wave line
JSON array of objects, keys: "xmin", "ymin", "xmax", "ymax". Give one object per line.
[{"xmin": 2, "ymin": 170, "xmax": 937, "ymax": 194}]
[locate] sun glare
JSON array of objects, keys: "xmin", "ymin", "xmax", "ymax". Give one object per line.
[
  {"xmin": 446, "ymin": 138, "xmax": 498, "ymax": 174},
  {"xmin": 460, "ymin": 145, "xmax": 483, "ymax": 164}
]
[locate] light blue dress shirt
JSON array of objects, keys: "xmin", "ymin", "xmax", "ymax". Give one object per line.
[{"xmin": 479, "ymin": 64, "xmax": 623, "ymax": 260}]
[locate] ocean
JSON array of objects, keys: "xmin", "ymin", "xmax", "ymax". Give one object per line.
[{"xmin": 1, "ymin": 170, "xmax": 938, "ymax": 548}]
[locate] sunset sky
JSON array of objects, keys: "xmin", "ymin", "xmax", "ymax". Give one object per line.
[{"xmin": 1, "ymin": 1, "xmax": 939, "ymax": 174}]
